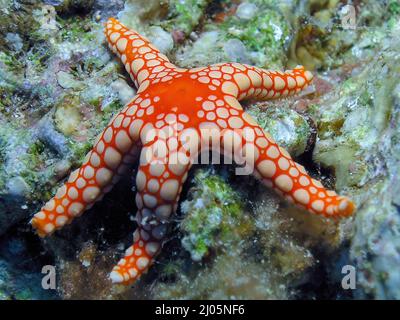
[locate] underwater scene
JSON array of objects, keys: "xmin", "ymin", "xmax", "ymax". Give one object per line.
[{"xmin": 0, "ymin": 0, "xmax": 399, "ymax": 301}]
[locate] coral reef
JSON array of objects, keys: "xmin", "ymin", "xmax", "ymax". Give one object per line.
[
  {"xmin": 309, "ymin": 30, "xmax": 400, "ymax": 299},
  {"xmin": 175, "ymin": 0, "xmax": 290, "ymax": 69},
  {"xmin": 0, "ymin": 0, "xmax": 130, "ymax": 234},
  {"xmin": 180, "ymin": 169, "xmax": 249, "ymax": 262},
  {"xmin": 0, "ymin": 0, "xmax": 399, "ymax": 300}
]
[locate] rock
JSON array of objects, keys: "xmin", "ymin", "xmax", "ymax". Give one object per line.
[
  {"xmin": 0, "ymin": 0, "xmax": 399, "ymax": 300},
  {"xmin": 306, "ymin": 21, "xmax": 400, "ymax": 298},
  {"xmin": 110, "ymin": 79, "xmax": 136, "ymax": 106},
  {"xmin": 175, "ymin": 31, "xmax": 226, "ymax": 67},
  {"xmin": 248, "ymin": 103, "xmax": 314, "ymax": 157},
  {"xmin": 0, "ymin": 2, "xmax": 125, "ymax": 237},
  {"xmin": 56, "ymin": 71, "xmax": 84, "ymax": 90},
  {"xmin": 5, "ymin": 33, "xmax": 23, "ymax": 52},
  {"xmin": 180, "ymin": 169, "xmax": 248, "ymax": 261},
  {"xmin": 153, "ymin": 254, "xmax": 290, "ymax": 299},
  {"xmin": 223, "ymin": 39, "xmax": 251, "ymax": 64},
  {"xmin": 93, "ymin": 0, "xmax": 125, "ymax": 21},
  {"xmin": 0, "ymin": 234, "xmax": 57, "ymax": 300},
  {"xmin": 176, "ymin": 1, "xmax": 290, "ymax": 69}
]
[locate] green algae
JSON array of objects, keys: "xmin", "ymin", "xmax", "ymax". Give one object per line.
[
  {"xmin": 120, "ymin": 0, "xmax": 208, "ymax": 43},
  {"xmin": 0, "ymin": 2, "xmax": 42, "ymax": 54}
]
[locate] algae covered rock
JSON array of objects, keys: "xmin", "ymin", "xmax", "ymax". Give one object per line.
[
  {"xmin": 0, "ymin": 229, "xmax": 57, "ymax": 300},
  {"xmin": 301, "ymin": 14, "xmax": 400, "ymax": 298},
  {"xmin": 176, "ymin": 0, "xmax": 290, "ymax": 69},
  {"xmin": 180, "ymin": 169, "xmax": 250, "ymax": 261},
  {"xmin": 0, "ymin": 1, "xmax": 131, "ymax": 236},
  {"xmin": 148, "ymin": 164, "xmax": 340, "ymax": 299}
]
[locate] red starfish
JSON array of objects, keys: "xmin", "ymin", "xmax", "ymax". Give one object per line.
[{"xmin": 31, "ymin": 18, "xmax": 355, "ymax": 284}]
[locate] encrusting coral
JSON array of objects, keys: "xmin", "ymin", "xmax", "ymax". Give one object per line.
[
  {"xmin": 31, "ymin": 17, "xmax": 355, "ymax": 285},
  {"xmin": 1, "ymin": 0, "xmax": 398, "ymax": 300}
]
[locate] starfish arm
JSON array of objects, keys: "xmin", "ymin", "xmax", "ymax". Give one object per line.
[
  {"xmin": 105, "ymin": 18, "xmax": 178, "ymax": 91},
  {"xmin": 31, "ymin": 99, "xmax": 145, "ymax": 237},
  {"xmin": 209, "ymin": 63, "xmax": 313, "ymax": 101},
  {"xmin": 224, "ymin": 111, "xmax": 355, "ymax": 217},
  {"xmin": 110, "ymin": 138, "xmax": 192, "ymax": 284}
]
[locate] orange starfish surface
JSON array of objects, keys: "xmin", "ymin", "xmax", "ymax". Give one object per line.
[{"xmin": 31, "ymin": 18, "xmax": 355, "ymax": 284}]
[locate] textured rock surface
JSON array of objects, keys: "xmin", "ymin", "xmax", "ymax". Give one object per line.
[{"xmin": 0, "ymin": 0, "xmax": 399, "ymax": 299}]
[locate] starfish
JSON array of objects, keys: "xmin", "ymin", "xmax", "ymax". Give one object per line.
[{"xmin": 31, "ymin": 18, "xmax": 355, "ymax": 284}]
